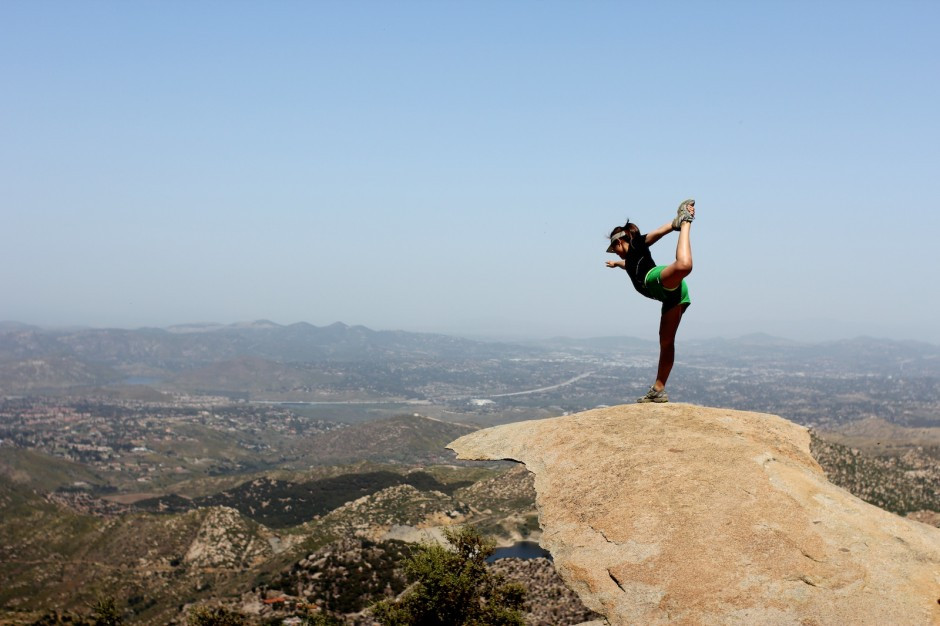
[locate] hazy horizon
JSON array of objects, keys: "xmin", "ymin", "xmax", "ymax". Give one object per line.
[
  {"xmin": 3, "ymin": 316, "xmax": 938, "ymax": 347},
  {"xmin": 4, "ymin": 3, "xmax": 938, "ymax": 344}
]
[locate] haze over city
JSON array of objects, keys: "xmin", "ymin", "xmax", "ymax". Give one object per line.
[{"xmin": 3, "ymin": 2, "xmax": 938, "ymax": 343}]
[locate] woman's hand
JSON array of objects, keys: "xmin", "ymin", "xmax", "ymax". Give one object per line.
[{"xmin": 606, "ymin": 260, "xmax": 624, "ymax": 269}]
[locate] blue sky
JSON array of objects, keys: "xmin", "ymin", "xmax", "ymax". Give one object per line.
[{"xmin": 2, "ymin": 1, "xmax": 938, "ymax": 342}]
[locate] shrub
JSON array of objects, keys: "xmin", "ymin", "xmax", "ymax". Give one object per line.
[
  {"xmin": 371, "ymin": 526, "xmax": 526, "ymax": 626},
  {"xmin": 90, "ymin": 596, "xmax": 123, "ymax": 626}
]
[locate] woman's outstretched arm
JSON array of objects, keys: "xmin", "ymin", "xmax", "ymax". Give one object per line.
[{"xmin": 644, "ymin": 221, "xmax": 675, "ymax": 246}]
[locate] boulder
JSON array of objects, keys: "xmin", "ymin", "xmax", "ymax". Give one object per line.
[{"xmin": 447, "ymin": 404, "xmax": 940, "ymax": 625}]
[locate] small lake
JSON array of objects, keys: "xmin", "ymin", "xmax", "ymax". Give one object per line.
[{"xmin": 487, "ymin": 540, "xmax": 552, "ymax": 562}]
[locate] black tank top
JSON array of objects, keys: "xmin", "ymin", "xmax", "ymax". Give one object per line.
[{"xmin": 623, "ymin": 234, "xmax": 657, "ymax": 299}]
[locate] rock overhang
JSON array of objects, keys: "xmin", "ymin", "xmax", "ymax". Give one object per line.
[{"xmin": 447, "ymin": 404, "xmax": 940, "ymax": 625}]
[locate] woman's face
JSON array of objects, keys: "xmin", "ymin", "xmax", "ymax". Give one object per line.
[{"xmin": 613, "ymin": 238, "xmax": 629, "ymax": 257}]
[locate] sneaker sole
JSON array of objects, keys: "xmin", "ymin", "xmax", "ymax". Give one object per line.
[{"xmin": 673, "ymin": 199, "xmax": 695, "ymax": 230}]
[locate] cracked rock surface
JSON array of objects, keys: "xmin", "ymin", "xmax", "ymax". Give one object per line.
[{"xmin": 447, "ymin": 404, "xmax": 940, "ymax": 625}]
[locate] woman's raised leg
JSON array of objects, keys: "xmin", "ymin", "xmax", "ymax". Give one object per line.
[{"xmin": 659, "ymin": 220, "xmax": 693, "ymax": 290}]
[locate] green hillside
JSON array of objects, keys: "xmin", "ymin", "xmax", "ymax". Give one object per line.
[
  {"xmin": 0, "ymin": 447, "xmax": 109, "ymax": 492},
  {"xmin": 289, "ymin": 414, "xmax": 476, "ymax": 466}
]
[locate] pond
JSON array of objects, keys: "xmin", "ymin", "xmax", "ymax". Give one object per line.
[{"xmin": 486, "ymin": 540, "xmax": 552, "ymax": 562}]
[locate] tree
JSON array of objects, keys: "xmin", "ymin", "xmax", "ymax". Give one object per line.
[
  {"xmin": 89, "ymin": 596, "xmax": 123, "ymax": 626},
  {"xmin": 371, "ymin": 525, "xmax": 526, "ymax": 626}
]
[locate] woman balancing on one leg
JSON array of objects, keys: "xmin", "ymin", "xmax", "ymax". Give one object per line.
[{"xmin": 605, "ymin": 199, "xmax": 695, "ymax": 403}]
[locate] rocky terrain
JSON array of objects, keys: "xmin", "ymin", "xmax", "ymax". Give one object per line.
[
  {"xmin": 245, "ymin": 536, "xmax": 412, "ymax": 622},
  {"xmin": 490, "ymin": 557, "xmax": 602, "ymax": 625},
  {"xmin": 214, "ymin": 539, "xmax": 599, "ymax": 626},
  {"xmin": 1, "ymin": 398, "xmax": 938, "ymax": 624},
  {"xmin": 1, "ymin": 459, "xmax": 570, "ymax": 625},
  {"xmin": 810, "ymin": 431, "xmax": 940, "ymax": 517},
  {"xmin": 182, "ymin": 506, "xmax": 275, "ymax": 569},
  {"xmin": 305, "ymin": 483, "xmax": 471, "ymax": 542}
]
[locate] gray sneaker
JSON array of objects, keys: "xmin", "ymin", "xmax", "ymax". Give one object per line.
[
  {"xmin": 637, "ymin": 385, "xmax": 668, "ymax": 403},
  {"xmin": 671, "ymin": 198, "xmax": 695, "ymax": 231}
]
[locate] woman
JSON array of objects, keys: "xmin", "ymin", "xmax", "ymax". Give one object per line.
[{"xmin": 605, "ymin": 199, "xmax": 695, "ymax": 403}]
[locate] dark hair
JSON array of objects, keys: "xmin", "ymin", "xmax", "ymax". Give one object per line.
[{"xmin": 609, "ymin": 221, "xmax": 640, "ymax": 242}]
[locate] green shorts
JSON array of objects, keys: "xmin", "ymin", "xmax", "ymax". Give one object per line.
[{"xmin": 643, "ymin": 265, "xmax": 691, "ymax": 314}]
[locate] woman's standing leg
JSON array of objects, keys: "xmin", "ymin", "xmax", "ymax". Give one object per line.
[
  {"xmin": 637, "ymin": 303, "xmax": 685, "ymax": 402},
  {"xmin": 654, "ymin": 304, "xmax": 684, "ymax": 390}
]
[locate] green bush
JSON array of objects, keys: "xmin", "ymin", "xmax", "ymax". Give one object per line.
[
  {"xmin": 90, "ymin": 597, "xmax": 122, "ymax": 626},
  {"xmin": 371, "ymin": 526, "xmax": 526, "ymax": 626}
]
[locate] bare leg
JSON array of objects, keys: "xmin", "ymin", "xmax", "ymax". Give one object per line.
[
  {"xmin": 659, "ymin": 221, "xmax": 692, "ymax": 290},
  {"xmin": 653, "ymin": 304, "xmax": 684, "ymax": 391}
]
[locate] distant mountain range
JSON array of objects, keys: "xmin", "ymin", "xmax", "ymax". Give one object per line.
[
  {"xmin": 1, "ymin": 320, "xmax": 939, "ymax": 396},
  {"xmin": 0, "ymin": 320, "xmax": 531, "ymax": 366},
  {"xmin": 681, "ymin": 334, "xmax": 940, "ymax": 376},
  {"xmin": 0, "ymin": 320, "xmax": 542, "ymax": 395}
]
